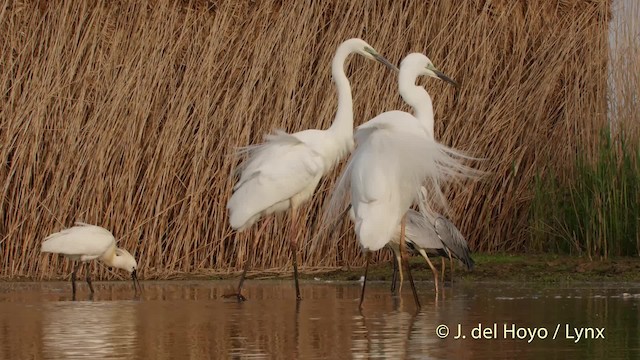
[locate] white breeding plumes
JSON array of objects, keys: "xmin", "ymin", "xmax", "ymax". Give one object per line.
[
  {"xmin": 326, "ymin": 53, "xmax": 481, "ymax": 307},
  {"xmin": 225, "ymin": 38, "xmax": 398, "ymax": 302}
]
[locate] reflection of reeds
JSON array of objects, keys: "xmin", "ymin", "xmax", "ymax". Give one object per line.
[
  {"xmin": 0, "ymin": 282, "xmax": 443, "ymax": 359},
  {"xmin": 1, "ymin": 1, "xmax": 611, "ymax": 279},
  {"xmin": 530, "ymin": 0, "xmax": 639, "ymax": 258},
  {"xmin": 1, "ymin": 282, "xmax": 634, "ymax": 359}
]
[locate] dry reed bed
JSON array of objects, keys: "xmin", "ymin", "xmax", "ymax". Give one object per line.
[{"xmin": 0, "ymin": 0, "xmax": 610, "ymax": 279}]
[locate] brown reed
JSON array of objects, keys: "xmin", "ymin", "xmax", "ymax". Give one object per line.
[{"xmin": 0, "ymin": 0, "xmax": 612, "ymax": 279}]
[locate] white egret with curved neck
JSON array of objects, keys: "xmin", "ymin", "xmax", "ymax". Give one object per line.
[
  {"xmin": 41, "ymin": 222, "xmax": 141, "ymax": 300},
  {"xmin": 226, "ymin": 38, "xmax": 398, "ymax": 302},
  {"xmin": 327, "ymin": 53, "xmax": 480, "ymax": 308}
]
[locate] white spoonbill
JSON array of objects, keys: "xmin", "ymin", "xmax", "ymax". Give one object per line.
[
  {"xmin": 226, "ymin": 38, "xmax": 397, "ymax": 302},
  {"xmin": 41, "ymin": 222, "xmax": 141, "ymax": 299},
  {"xmin": 327, "ymin": 53, "xmax": 479, "ymax": 309}
]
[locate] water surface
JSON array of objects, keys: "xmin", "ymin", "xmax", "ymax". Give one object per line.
[{"xmin": 0, "ymin": 280, "xmax": 638, "ymax": 359}]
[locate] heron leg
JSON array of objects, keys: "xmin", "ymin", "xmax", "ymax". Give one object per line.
[
  {"xmin": 86, "ymin": 263, "xmax": 95, "ymax": 294},
  {"xmin": 359, "ymin": 251, "xmax": 372, "ymax": 310},
  {"xmin": 400, "ymin": 216, "xmax": 421, "ymax": 309},
  {"xmin": 290, "ymin": 208, "xmax": 302, "ymax": 301},
  {"xmin": 71, "ymin": 261, "xmax": 80, "ymax": 300},
  {"xmin": 440, "ymin": 257, "xmax": 446, "ymax": 283},
  {"xmin": 448, "ymin": 251, "xmax": 455, "ymax": 284},
  {"xmin": 223, "ymin": 219, "xmax": 269, "ymax": 302},
  {"xmin": 419, "ymin": 249, "xmax": 439, "ymax": 294}
]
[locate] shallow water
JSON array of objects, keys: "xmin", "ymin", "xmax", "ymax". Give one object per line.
[{"xmin": 0, "ymin": 279, "xmax": 639, "ymax": 359}]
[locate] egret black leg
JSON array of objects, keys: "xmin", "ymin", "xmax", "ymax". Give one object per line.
[
  {"xmin": 86, "ymin": 264, "xmax": 95, "ymax": 294},
  {"xmin": 390, "ymin": 252, "xmax": 398, "ymax": 295},
  {"xmin": 71, "ymin": 261, "xmax": 80, "ymax": 300},
  {"xmin": 289, "ymin": 208, "xmax": 302, "ymax": 301},
  {"xmin": 235, "ymin": 250, "xmax": 251, "ymax": 302},
  {"xmin": 359, "ymin": 252, "xmax": 371, "ymax": 310},
  {"xmin": 400, "ymin": 216, "xmax": 421, "ymax": 309},
  {"xmin": 223, "ymin": 220, "xmax": 269, "ymax": 302},
  {"xmin": 223, "ymin": 244, "xmax": 253, "ymax": 302}
]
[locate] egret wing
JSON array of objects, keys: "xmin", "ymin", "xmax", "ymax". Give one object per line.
[
  {"xmin": 349, "ymin": 120, "xmax": 436, "ymax": 251},
  {"xmin": 228, "ymin": 131, "xmax": 325, "ymax": 230},
  {"xmin": 323, "ymin": 112, "xmax": 416, "ymax": 226}
]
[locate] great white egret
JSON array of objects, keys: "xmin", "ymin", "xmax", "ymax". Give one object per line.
[
  {"xmin": 41, "ymin": 222, "xmax": 141, "ymax": 299},
  {"xmin": 226, "ymin": 38, "xmax": 398, "ymax": 302},
  {"xmin": 326, "ymin": 53, "xmax": 479, "ymax": 309}
]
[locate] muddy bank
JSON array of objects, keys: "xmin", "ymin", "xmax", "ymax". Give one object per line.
[
  {"xmin": 297, "ymin": 254, "xmax": 640, "ymax": 284},
  {"xmin": 5, "ymin": 254, "xmax": 640, "ymax": 283}
]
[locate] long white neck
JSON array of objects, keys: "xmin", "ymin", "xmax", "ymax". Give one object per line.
[
  {"xmin": 327, "ymin": 44, "xmax": 354, "ymax": 138},
  {"xmin": 399, "ymin": 71, "xmax": 434, "ymax": 138}
]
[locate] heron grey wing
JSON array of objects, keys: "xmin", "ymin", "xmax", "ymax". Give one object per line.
[
  {"xmin": 434, "ymin": 216, "xmax": 475, "ymax": 270},
  {"xmin": 403, "ymin": 210, "xmax": 444, "ymax": 251}
]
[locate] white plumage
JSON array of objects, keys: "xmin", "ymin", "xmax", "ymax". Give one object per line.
[
  {"xmin": 328, "ymin": 53, "xmax": 478, "ymax": 253},
  {"xmin": 224, "ymin": 38, "xmax": 398, "ymax": 302},
  {"xmin": 42, "ymin": 223, "xmax": 117, "ymax": 262},
  {"xmin": 327, "ymin": 53, "xmax": 480, "ymax": 306},
  {"xmin": 228, "ymin": 130, "xmax": 340, "ymax": 230},
  {"xmin": 41, "ymin": 222, "xmax": 141, "ymax": 299}
]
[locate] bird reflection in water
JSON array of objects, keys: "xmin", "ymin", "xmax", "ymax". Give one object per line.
[{"xmin": 41, "ymin": 301, "xmax": 137, "ymax": 359}]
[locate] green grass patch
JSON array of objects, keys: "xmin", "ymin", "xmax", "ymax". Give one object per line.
[{"xmin": 530, "ymin": 127, "xmax": 640, "ymax": 259}]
